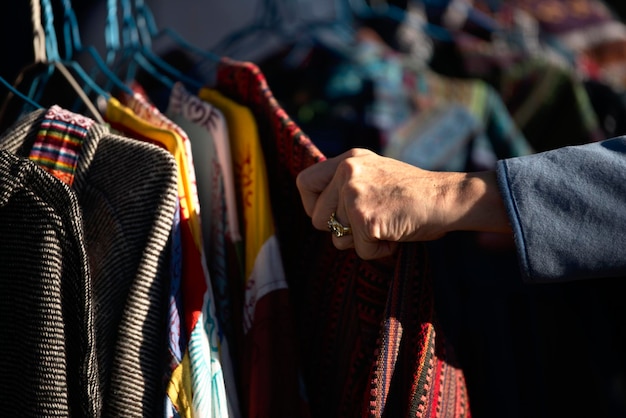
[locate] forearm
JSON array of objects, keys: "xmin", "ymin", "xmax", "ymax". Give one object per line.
[{"xmin": 440, "ymin": 171, "xmax": 512, "ymax": 235}]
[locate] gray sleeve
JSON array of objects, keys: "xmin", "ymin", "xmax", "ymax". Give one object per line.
[{"xmin": 496, "ymin": 136, "xmax": 626, "ymax": 283}]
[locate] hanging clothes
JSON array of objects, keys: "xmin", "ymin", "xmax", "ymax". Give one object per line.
[
  {"xmin": 383, "ymin": 104, "xmax": 487, "ymax": 172},
  {"xmin": 507, "ymin": 0, "xmax": 626, "ymax": 88},
  {"xmin": 257, "ymin": 42, "xmax": 384, "ymax": 158},
  {"xmin": 391, "ymin": 4, "xmax": 626, "ymax": 416},
  {"xmin": 322, "ymin": 34, "xmax": 534, "ymax": 168},
  {"xmin": 14, "ymin": 2, "xmax": 626, "ymax": 416},
  {"xmin": 198, "ymin": 85, "xmax": 304, "ymax": 418},
  {"xmin": 212, "ymin": 57, "xmax": 470, "ymax": 417},
  {"xmin": 103, "ymin": 96, "xmax": 234, "ymax": 418},
  {"xmin": 0, "ymin": 105, "xmax": 178, "ymax": 417},
  {"xmin": 448, "ymin": 32, "xmax": 606, "ymax": 150},
  {"xmin": 165, "ymin": 81, "xmax": 244, "ymax": 417}
]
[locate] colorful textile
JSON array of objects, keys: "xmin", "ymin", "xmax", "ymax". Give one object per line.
[
  {"xmin": 104, "ymin": 97, "xmax": 232, "ymax": 418},
  {"xmin": 326, "ymin": 37, "xmax": 534, "ymax": 168},
  {"xmin": 440, "ymin": 26, "xmax": 605, "ymax": 149},
  {"xmin": 511, "ymin": 0, "xmax": 623, "ymax": 45},
  {"xmin": 198, "ymin": 85, "xmax": 298, "ymax": 418},
  {"xmin": 29, "ymin": 105, "xmax": 94, "ymax": 186},
  {"xmin": 215, "ymin": 57, "xmax": 470, "ymax": 417},
  {"xmin": 383, "ymin": 104, "xmax": 487, "ymax": 171},
  {"xmin": 197, "ymin": 88, "xmax": 270, "ymax": 280},
  {"xmin": 167, "ymin": 82, "xmax": 244, "ymax": 417},
  {"xmin": 472, "ymin": 0, "xmax": 626, "ymax": 89},
  {"xmin": 406, "ymin": 63, "xmax": 534, "ymax": 164},
  {"xmin": 325, "ymin": 37, "xmax": 413, "ymax": 147}
]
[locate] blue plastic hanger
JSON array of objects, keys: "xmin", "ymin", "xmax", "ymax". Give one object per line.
[
  {"xmin": 39, "ymin": 0, "xmax": 111, "ymax": 121},
  {"xmin": 2, "ymin": 0, "xmax": 108, "ymax": 125},
  {"xmin": 134, "ymin": 0, "xmax": 220, "ymax": 65},
  {"xmin": 0, "ymin": 75, "xmax": 43, "ymax": 111},
  {"xmin": 133, "ymin": 0, "xmax": 224, "ymax": 88},
  {"xmin": 59, "ymin": 0, "xmax": 133, "ymax": 97},
  {"xmin": 129, "ymin": 0, "xmax": 205, "ymax": 90},
  {"xmin": 106, "ymin": 0, "xmax": 204, "ymax": 92},
  {"xmin": 33, "ymin": 0, "xmax": 111, "ymax": 103},
  {"xmin": 101, "ymin": 0, "xmax": 169, "ymax": 88},
  {"xmin": 0, "ymin": 0, "xmax": 45, "ymax": 124},
  {"xmin": 209, "ymin": 0, "xmax": 291, "ymax": 57}
]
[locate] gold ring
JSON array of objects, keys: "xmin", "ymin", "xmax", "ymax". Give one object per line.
[{"xmin": 328, "ymin": 212, "xmax": 352, "ymax": 237}]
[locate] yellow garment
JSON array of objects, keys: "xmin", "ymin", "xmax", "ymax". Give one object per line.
[
  {"xmin": 167, "ymin": 355, "xmax": 194, "ymax": 418},
  {"xmin": 105, "ymin": 97, "xmax": 201, "ymax": 246},
  {"xmin": 198, "ymin": 88, "xmax": 274, "ymax": 280}
]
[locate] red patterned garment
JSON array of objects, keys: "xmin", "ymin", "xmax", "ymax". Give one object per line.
[{"xmin": 215, "ymin": 57, "xmax": 471, "ymax": 417}]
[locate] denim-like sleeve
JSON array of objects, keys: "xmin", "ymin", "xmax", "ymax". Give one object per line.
[{"xmin": 496, "ymin": 136, "xmax": 626, "ymax": 283}]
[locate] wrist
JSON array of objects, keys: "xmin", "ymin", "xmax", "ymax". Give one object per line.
[{"xmin": 443, "ymin": 171, "xmax": 512, "ymax": 234}]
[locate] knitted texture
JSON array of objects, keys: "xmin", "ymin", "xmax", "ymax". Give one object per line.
[
  {"xmin": 0, "ymin": 150, "xmax": 100, "ymax": 416},
  {"xmin": 0, "ymin": 109, "xmax": 179, "ymax": 417},
  {"xmin": 29, "ymin": 106, "xmax": 94, "ymax": 186},
  {"xmin": 216, "ymin": 58, "xmax": 470, "ymax": 417}
]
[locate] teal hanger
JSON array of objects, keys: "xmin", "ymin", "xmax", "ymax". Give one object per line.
[
  {"xmin": 39, "ymin": 0, "xmax": 111, "ymax": 100},
  {"xmin": 105, "ymin": 0, "xmax": 176, "ymax": 90},
  {"xmin": 190, "ymin": 0, "xmax": 358, "ymax": 86},
  {"xmin": 106, "ymin": 0, "xmax": 206, "ymax": 92},
  {"xmin": 29, "ymin": 0, "xmax": 108, "ymax": 122},
  {"xmin": 22, "ymin": 0, "xmax": 112, "ymax": 122},
  {"xmin": 0, "ymin": 75, "xmax": 43, "ymax": 111},
  {"xmin": 59, "ymin": 0, "xmax": 133, "ymax": 96},
  {"xmin": 134, "ymin": 0, "xmax": 220, "ymax": 77},
  {"xmin": 210, "ymin": 0, "xmax": 290, "ymax": 57},
  {"xmin": 0, "ymin": 67, "xmax": 45, "ymax": 132},
  {"xmin": 0, "ymin": 0, "xmax": 44, "ymax": 126},
  {"xmin": 1, "ymin": 0, "xmax": 106, "ymax": 126},
  {"xmin": 126, "ymin": 0, "xmax": 208, "ymax": 90}
]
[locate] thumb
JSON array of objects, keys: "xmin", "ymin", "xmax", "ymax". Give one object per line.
[{"xmin": 296, "ymin": 155, "xmax": 344, "ymax": 217}]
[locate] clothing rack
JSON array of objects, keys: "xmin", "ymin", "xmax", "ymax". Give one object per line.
[{"xmin": 1, "ymin": 1, "xmax": 626, "ymax": 417}]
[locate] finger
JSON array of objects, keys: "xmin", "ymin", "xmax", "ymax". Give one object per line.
[
  {"xmin": 297, "ymin": 149, "xmax": 369, "ymax": 217},
  {"xmin": 333, "ymin": 233, "xmax": 355, "ymax": 250},
  {"xmin": 354, "ymin": 237, "xmax": 399, "ymax": 260},
  {"xmin": 332, "ymin": 205, "xmax": 355, "ymax": 250},
  {"xmin": 296, "ymin": 156, "xmax": 344, "ymax": 217},
  {"xmin": 310, "ymin": 166, "xmax": 344, "ymax": 231}
]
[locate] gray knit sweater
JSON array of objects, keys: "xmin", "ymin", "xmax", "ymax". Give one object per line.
[
  {"xmin": 0, "ymin": 149, "xmax": 100, "ymax": 416},
  {"xmin": 0, "ymin": 109, "xmax": 178, "ymax": 417}
]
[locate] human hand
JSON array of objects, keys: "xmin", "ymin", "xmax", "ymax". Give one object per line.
[{"xmin": 296, "ymin": 148, "xmax": 511, "ymax": 260}]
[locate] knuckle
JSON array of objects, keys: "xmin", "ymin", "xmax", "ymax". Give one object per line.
[
  {"xmin": 346, "ymin": 148, "xmax": 374, "ymax": 158},
  {"xmin": 336, "ymin": 159, "xmax": 356, "ymax": 178}
]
